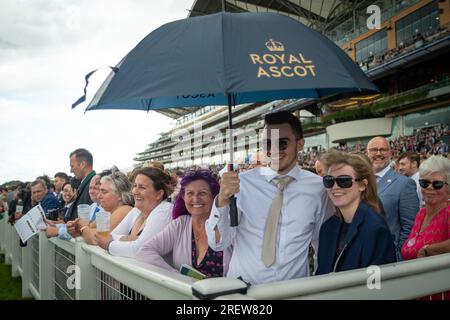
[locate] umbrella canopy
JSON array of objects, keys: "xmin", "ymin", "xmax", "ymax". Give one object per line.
[
  {"xmin": 73, "ymin": 11, "xmax": 379, "ymax": 227},
  {"xmin": 75, "ymin": 11, "xmax": 378, "ymax": 112}
]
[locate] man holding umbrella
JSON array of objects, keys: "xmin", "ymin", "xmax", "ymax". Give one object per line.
[{"xmin": 206, "ymin": 111, "xmax": 333, "ymax": 285}]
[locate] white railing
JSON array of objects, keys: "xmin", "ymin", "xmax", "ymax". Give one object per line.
[
  {"xmin": 0, "ymin": 214, "xmax": 6, "ymax": 255},
  {"xmin": 1, "ymin": 219, "xmax": 450, "ymax": 300}
]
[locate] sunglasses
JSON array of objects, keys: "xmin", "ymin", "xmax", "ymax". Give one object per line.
[
  {"xmin": 262, "ymin": 138, "xmax": 291, "ymax": 151},
  {"xmin": 184, "ymin": 169, "xmax": 213, "ymax": 178},
  {"xmin": 418, "ymin": 179, "xmax": 448, "ymax": 190},
  {"xmin": 323, "ymin": 175, "xmax": 364, "ymax": 189}
]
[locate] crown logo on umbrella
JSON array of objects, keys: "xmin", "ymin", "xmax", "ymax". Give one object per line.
[{"xmin": 265, "ymin": 39, "xmax": 284, "ymax": 51}]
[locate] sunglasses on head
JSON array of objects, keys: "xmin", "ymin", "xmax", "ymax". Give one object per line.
[
  {"xmin": 418, "ymin": 179, "xmax": 448, "ymax": 190},
  {"xmin": 323, "ymin": 175, "xmax": 364, "ymax": 189},
  {"xmin": 184, "ymin": 169, "xmax": 212, "ymax": 178}
]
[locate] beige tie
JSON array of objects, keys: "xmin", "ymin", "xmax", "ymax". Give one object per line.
[{"xmin": 261, "ymin": 175, "xmax": 294, "ymax": 267}]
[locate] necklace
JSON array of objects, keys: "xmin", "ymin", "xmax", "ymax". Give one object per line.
[{"xmin": 193, "ymin": 223, "xmax": 205, "ymax": 241}]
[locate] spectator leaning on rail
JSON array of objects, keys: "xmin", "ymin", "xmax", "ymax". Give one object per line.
[
  {"xmin": 66, "ymin": 169, "xmax": 111, "ymax": 240},
  {"xmin": 80, "ymin": 169, "xmax": 133, "ymax": 245},
  {"xmin": 205, "ymin": 111, "xmax": 333, "ymax": 285},
  {"xmin": 97, "ymin": 167, "xmax": 173, "ymax": 258},
  {"xmin": 30, "ymin": 179, "xmax": 61, "ymax": 218},
  {"xmin": 315, "ymin": 151, "xmax": 396, "ymax": 275},
  {"xmin": 366, "ymin": 136, "xmax": 420, "ymax": 260},
  {"xmin": 137, "ymin": 169, "xmax": 229, "ymax": 278},
  {"xmin": 65, "ymin": 148, "xmax": 96, "ymax": 222},
  {"xmin": 401, "ymin": 155, "xmax": 450, "ymax": 300},
  {"xmin": 45, "ymin": 179, "xmax": 79, "ymax": 240}
]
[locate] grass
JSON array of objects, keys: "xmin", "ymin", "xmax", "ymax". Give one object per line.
[{"xmin": 0, "ymin": 254, "xmax": 29, "ymax": 300}]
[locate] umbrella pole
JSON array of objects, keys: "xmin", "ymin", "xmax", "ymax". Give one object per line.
[{"xmin": 228, "ymin": 94, "xmax": 238, "ymax": 227}]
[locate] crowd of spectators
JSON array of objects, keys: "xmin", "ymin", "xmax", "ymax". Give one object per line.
[
  {"xmin": 298, "ymin": 124, "xmax": 449, "ymax": 172},
  {"xmin": 358, "ymin": 25, "xmax": 450, "ymax": 71},
  {"xmin": 0, "ymin": 119, "xmax": 449, "ymax": 299}
]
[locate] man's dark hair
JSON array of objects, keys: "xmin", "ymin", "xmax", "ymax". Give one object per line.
[
  {"xmin": 70, "ymin": 148, "xmax": 93, "ymax": 167},
  {"xmin": 264, "ymin": 111, "xmax": 303, "ymax": 139},
  {"xmin": 398, "ymin": 151, "xmax": 420, "ymax": 167},
  {"xmin": 54, "ymin": 172, "xmax": 70, "ymax": 181}
]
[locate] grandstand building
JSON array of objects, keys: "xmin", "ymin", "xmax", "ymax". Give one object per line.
[{"xmin": 134, "ymin": 0, "xmax": 450, "ymax": 169}]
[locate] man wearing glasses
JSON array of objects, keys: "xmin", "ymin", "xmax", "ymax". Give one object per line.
[
  {"xmin": 206, "ymin": 111, "xmax": 333, "ymax": 285},
  {"xmin": 366, "ymin": 137, "xmax": 419, "ymax": 260}
]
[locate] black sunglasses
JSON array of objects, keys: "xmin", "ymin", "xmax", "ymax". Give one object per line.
[
  {"xmin": 323, "ymin": 175, "xmax": 364, "ymax": 189},
  {"xmin": 418, "ymin": 179, "xmax": 448, "ymax": 190},
  {"xmin": 262, "ymin": 138, "xmax": 291, "ymax": 151}
]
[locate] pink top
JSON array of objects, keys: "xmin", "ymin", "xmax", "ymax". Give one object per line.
[
  {"xmin": 402, "ymin": 205, "xmax": 450, "ymax": 260},
  {"xmin": 136, "ymin": 214, "xmax": 231, "ymax": 276}
]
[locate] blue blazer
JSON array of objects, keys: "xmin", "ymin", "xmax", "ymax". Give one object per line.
[
  {"xmin": 377, "ymin": 168, "xmax": 419, "ymax": 259},
  {"xmin": 316, "ymin": 201, "xmax": 396, "ymax": 275}
]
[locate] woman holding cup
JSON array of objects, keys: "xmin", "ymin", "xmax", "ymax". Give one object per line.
[{"xmin": 81, "ymin": 170, "xmax": 133, "ymax": 244}]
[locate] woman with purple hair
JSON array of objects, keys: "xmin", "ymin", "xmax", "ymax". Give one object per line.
[{"xmin": 137, "ymin": 169, "xmax": 230, "ymax": 278}]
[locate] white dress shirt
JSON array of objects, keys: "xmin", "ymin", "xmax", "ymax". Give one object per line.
[
  {"xmin": 206, "ymin": 165, "xmax": 333, "ymax": 285},
  {"xmin": 108, "ymin": 201, "xmax": 173, "ymax": 258},
  {"xmin": 376, "ymin": 164, "xmax": 391, "ymax": 180},
  {"xmin": 411, "ymin": 171, "xmax": 424, "ymax": 207}
]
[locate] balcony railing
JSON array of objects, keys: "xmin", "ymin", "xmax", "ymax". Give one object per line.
[{"xmin": 322, "ymin": 78, "xmax": 450, "ymax": 125}]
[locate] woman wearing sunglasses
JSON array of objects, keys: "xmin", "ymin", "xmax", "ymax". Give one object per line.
[
  {"xmin": 401, "ymin": 155, "xmax": 450, "ymax": 300},
  {"xmin": 401, "ymin": 155, "xmax": 449, "ymax": 257},
  {"xmin": 316, "ymin": 151, "xmax": 396, "ymax": 275}
]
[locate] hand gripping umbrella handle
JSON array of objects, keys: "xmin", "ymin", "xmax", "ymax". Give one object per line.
[
  {"xmin": 229, "ymin": 196, "xmax": 238, "ymax": 227},
  {"xmin": 228, "ymin": 163, "xmax": 238, "ymax": 227}
]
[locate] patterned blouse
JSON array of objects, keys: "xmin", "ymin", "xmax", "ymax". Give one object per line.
[
  {"xmin": 191, "ymin": 231, "xmax": 224, "ymax": 278},
  {"xmin": 402, "ymin": 205, "xmax": 450, "ymax": 300},
  {"xmin": 402, "ymin": 206, "xmax": 450, "ymax": 260}
]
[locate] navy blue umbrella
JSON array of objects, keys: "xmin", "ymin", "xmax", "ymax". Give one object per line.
[{"xmin": 73, "ymin": 11, "xmax": 378, "ymax": 226}]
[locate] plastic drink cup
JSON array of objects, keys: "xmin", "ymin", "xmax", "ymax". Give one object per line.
[
  {"xmin": 77, "ymin": 204, "xmax": 90, "ymax": 221},
  {"xmin": 96, "ymin": 210, "xmax": 110, "ymax": 237}
]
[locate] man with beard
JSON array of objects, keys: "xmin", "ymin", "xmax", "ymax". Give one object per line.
[{"xmin": 366, "ymin": 137, "xmax": 419, "ymax": 260}]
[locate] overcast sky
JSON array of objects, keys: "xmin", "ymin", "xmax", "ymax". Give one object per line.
[{"xmin": 0, "ymin": 0, "xmax": 194, "ymax": 183}]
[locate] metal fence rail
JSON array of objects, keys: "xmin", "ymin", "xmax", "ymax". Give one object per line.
[
  {"xmin": 30, "ymin": 236, "xmax": 40, "ymax": 294},
  {"xmin": 1, "ymin": 221, "xmax": 450, "ymax": 300}
]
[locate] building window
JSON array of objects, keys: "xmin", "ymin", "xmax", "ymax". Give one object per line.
[
  {"xmin": 396, "ymin": 0, "xmax": 439, "ymax": 47},
  {"xmin": 355, "ymin": 29, "xmax": 388, "ymax": 63}
]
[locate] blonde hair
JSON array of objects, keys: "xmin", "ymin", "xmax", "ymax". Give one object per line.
[{"xmin": 322, "ymin": 150, "xmax": 380, "ymax": 214}]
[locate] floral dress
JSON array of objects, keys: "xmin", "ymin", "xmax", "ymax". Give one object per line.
[
  {"xmin": 402, "ymin": 205, "xmax": 450, "ymax": 300},
  {"xmin": 191, "ymin": 231, "xmax": 224, "ymax": 278}
]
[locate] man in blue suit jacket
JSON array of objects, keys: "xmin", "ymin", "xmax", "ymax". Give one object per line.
[{"xmin": 367, "ymin": 137, "xmax": 419, "ymax": 260}]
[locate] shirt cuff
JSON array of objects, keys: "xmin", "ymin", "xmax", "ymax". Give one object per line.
[
  {"xmin": 58, "ymin": 225, "xmax": 72, "ymax": 240},
  {"xmin": 111, "ymin": 233, "xmax": 123, "ymax": 241},
  {"xmin": 210, "ymin": 196, "xmax": 230, "ymax": 228}
]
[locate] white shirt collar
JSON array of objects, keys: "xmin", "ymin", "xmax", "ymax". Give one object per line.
[
  {"xmin": 376, "ymin": 164, "xmax": 391, "ymax": 179},
  {"xmin": 411, "ymin": 171, "xmax": 420, "ymax": 181},
  {"xmin": 260, "ymin": 165, "xmax": 302, "ymax": 183}
]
